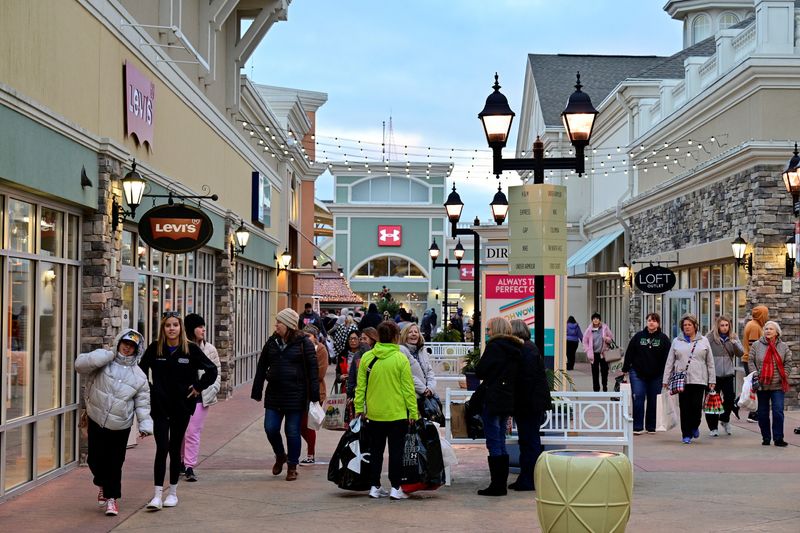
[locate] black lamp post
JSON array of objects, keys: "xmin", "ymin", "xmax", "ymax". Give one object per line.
[
  {"xmin": 478, "ymin": 72, "xmax": 598, "ymax": 356},
  {"xmin": 731, "ymin": 231, "xmax": 753, "ymax": 276}
]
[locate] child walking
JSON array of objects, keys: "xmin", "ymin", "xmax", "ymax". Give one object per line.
[{"xmin": 76, "ymin": 329, "xmax": 152, "ymax": 516}]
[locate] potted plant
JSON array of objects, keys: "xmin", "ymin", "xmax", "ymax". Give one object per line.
[{"xmin": 461, "ymin": 348, "xmax": 481, "ymax": 390}]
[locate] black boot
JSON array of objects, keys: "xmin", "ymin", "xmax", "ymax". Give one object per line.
[
  {"xmin": 509, "ymin": 455, "xmax": 535, "ymax": 491},
  {"xmin": 478, "ymin": 455, "xmax": 508, "ymax": 496}
]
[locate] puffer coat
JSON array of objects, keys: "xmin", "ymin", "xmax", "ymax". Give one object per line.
[
  {"xmin": 475, "ymin": 334, "xmax": 522, "ymax": 416},
  {"xmin": 251, "ymin": 332, "xmax": 320, "ymax": 411},
  {"xmin": 197, "ymin": 341, "xmax": 222, "ymax": 407},
  {"xmin": 76, "ymin": 329, "xmax": 153, "ymax": 433}
]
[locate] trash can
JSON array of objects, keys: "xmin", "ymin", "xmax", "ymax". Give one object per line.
[{"xmin": 534, "ymin": 450, "xmax": 633, "ymax": 533}]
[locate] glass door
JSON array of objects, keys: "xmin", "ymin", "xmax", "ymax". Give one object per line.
[
  {"xmin": 663, "ymin": 290, "xmax": 696, "ymax": 339},
  {"xmin": 119, "ymin": 268, "xmax": 139, "ymax": 334}
]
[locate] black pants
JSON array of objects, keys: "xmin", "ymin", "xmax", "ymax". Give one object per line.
[
  {"xmin": 87, "ymin": 418, "xmax": 131, "ymax": 500},
  {"xmin": 705, "ymin": 375, "xmax": 735, "ymax": 430},
  {"xmin": 153, "ymin": 412, "xmax": 191, "ymax": 486},
  {"xmin": 591, "ymin": 354, "xmax": 609, "ymax": 392},
  {"xmin": 678, "ymin": 384, "xmax": 706, "ymax": 438},
  {"xmin": 367, "ymin": 420, "xmax": 407, "ymax": 489},
  {"xmin": 566, "ymin": 341, "xmax": 579, "ymax": 371}
]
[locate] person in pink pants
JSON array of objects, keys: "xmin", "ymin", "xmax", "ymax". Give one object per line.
[{"xmin": 181, "ymin": 313, "xmax": 221, "ymax": 482}]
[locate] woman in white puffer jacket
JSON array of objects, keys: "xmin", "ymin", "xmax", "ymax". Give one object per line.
[{"xmin": 76, "ymin": 328, "xmax": 152, "ymax": 516}]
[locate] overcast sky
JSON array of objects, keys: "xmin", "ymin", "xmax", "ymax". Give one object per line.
[{"xmin": 248, "ymin": 0, "xmax": 683, "ymax": 222}]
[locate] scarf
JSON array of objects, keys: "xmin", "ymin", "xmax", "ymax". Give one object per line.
[{"xmin": 760, "ymin": 339, "xmax": 789, "ymax": 393}]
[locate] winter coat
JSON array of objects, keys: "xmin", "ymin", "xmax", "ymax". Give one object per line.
[
  {"xmin": 475, "ymin": 334, "xmax": 522, "ymax": 416},
  {"xmin": 314, "ymin": 342, "xmax": 329, "ymax": 403},
  {"xmin": 346, "ymin": 349, "xmax": 364, "ymax": 400},
  {"xmin": 566, "ymin": 322, "xmax": 583, "ymax": 343},
  {"xmin": 749, "ymin": 337, "xmax": 793, "ymax": 391},
  {"xmin": 139, "ymin": 340, "xmax": 219, "ymax": 418},
  {"xmin": 354, "ymin": 342, "xmax": 418, "ymax": 421},
  {"xmin": 76, "ymin": 329, "xmax": 153, "ymax": 433},
  {"xmin": 514, "ymin": 340, "xmax": 552, "ymax": 418},
  {"xmin": 298, "ymin": 311, "xmax": 327, "ymax": 337},
  {"xmin": 358, "ymin": 308, "xmax": 383, "ymax": 331},
  {"xmin": 742, "ymin": 305, "xmax": 768, "ymax": 363},
  {"xmin": 622, "ymin": 328, "xmax": 671, "ymax": 380},
  {"xmin": 197, "ymin": 341, "xmax": 222, "ymax": 407},
  {"xmin": 251, "ymin": 333, "xmax": 320, "ymax": 411},
  {"xmin": 399, "ymin": 344, "xmax": 437, "ymax": 396},
  {"xmin": 582, "ymin": 323, "xmax": 614, "ymax": 361},
  {"xmin": 708, "ymin": 335, "xmax": 744, "ymax": 378},
  {"xmin": 337, "ymin": 346, "xmax": 365, "ymax": 386},
  {"xmin": 662, "ymin": 335, "xmax": 716, "ymax": 387}
]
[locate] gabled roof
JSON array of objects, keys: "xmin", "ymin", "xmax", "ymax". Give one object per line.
[
  {"xmin": 313, "ymin": 271, "xmax": 363, "ymax": 304},
  {"xmin": 529, "ymin": 54, "xmax": 665, "ymax": 127}
]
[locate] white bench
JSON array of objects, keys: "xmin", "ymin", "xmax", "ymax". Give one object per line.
[
  {"xmin": 443, "ymin": 389, "xmax": 634, "ymax": 485},
  {"xmin": 427, "ymin": 342, "xmax": 472, "ymax": 383}
]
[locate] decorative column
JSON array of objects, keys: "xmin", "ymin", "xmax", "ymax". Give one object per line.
[{"xmin": 214, "ymin": 219, "xmax": 236, "ymax": 399}]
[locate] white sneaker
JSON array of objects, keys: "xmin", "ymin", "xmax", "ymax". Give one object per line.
[
  {"xmin": 721, "ymin": 422, "xmax": 732, "ymax": 435},
  {"xmin": 709, "ymin": 429, "xmax": 719, "ymax": 437},
  {"xmin": 389, "ymin": 487, "xmax": 409, "ymax": 500},
  {"xmin": 146, "ymin": 496, "xmax": 162, "ymax": 511},
  {"xmin": 163, "ymin": 494, "xmax": 178, "ymax": 507},
  {"xmin": 369, "ymin": 486, "xmax": 389, "ymax": 498}
]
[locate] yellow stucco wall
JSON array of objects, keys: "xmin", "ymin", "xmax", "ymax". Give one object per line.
[{"xmin": 0, "ymin": 0, "xmax": 255, "ymax": 219}]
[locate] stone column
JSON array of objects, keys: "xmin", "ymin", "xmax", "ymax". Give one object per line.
[{"xmin": 214, "ymin": 219, "xmax": 236, "ymax": 399}]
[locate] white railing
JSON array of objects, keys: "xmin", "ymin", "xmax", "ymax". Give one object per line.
[
  {"xmin": 699, "ymin": 55, "xmax": 718, "ymax": 89},
  {"xmin": 671, "ymin": 80, "xmax": 687, "ymax": 109},
  {"xmin": 732, "ymin": 22, "xmax": 756, "ymax": 63},
  {"xmin": 426, "ymin": 342, "xmax": 473, "ymax": 357},
  {"xmin": 427, "ymin": 342, "xmax": 472, "ymax": 381}
]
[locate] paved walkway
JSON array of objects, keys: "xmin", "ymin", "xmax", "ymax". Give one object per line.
[{"xmin": 2, "ymin": 363, "xmax": 799, "ymax": 532}]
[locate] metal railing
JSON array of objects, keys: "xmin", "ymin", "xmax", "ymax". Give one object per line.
[{"xmin": 427, "ymin": 342, "xmax": 472, "ymax": 381}]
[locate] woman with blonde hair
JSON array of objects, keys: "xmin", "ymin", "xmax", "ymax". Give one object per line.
[
  {"xmin": 139, "ymin": 312, "xmax": 218, "ymax": 510},
  {"xmin": 705, "ymin": 316, "xmax": 744, "ymax": 436},
  {"xmin": 474, "ymin": 316, "xmax": 522, "ymax": 496},
  {"xmin": 662, "ymin": 314, "xmax": 715, "ymax": 444},
  {"xmin": 749, "ymin": 320, "xmax": 793, "ymax": 447},
  {"xmin": 398, "ymin": 323, "xmax": 436, "ymax": 400}
]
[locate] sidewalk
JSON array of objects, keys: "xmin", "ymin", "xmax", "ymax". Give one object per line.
[{"xmin": 1, "ymin": 363, "xmax": 799, "ymax": 532}]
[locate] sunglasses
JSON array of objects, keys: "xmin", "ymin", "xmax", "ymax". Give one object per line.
[{"xmin": 162, "ymin": 311, "xmax": 181, "ymax": 319}]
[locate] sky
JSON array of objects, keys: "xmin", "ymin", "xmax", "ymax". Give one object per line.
[{"xmin": 247, "ymin": 0, "xmax": 684, "ymax": 222}]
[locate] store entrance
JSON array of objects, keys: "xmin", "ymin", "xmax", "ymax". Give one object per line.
[{"xmin": 663, "ymin": 290, "xmax": 696, "ymax": 339}]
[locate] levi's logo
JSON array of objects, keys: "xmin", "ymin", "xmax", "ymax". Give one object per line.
[{"xmin": 150, "ymin": 218, "xmax": 202, "ymax": 240}]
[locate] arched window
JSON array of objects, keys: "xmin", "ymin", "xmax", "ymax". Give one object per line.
[
  {"xmin": 350, "ymin": 177, "xmax": 429, "ymax": 203},
  {"xmin": 692, "ymin": 14, "xmax": 711, "ymax": 44},
  {"xmin": 719, "ymin": 12, "xmax": 739, "ymax": 30},
  {"xmin": 353, "ymin": 255, "xmax": 426, "ymax": 278}
]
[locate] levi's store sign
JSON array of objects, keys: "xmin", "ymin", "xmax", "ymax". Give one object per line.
[
  {"xmin": 138, "ymin": 204, "xmax": 213, "ymax": 254},
  {"xmin": 378, "ymin": 225, "xmax": 402, "ymax": 246},
  {"xmin": 124, "ymin": 61, "xmax": 155, "ymax": 148}
]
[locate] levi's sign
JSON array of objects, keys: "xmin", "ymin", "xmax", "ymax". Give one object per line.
[
  {"xmin": 138, "ymin": 204, "xmax": 213, "ymax": 254},
  {"xmin": 634, "ymin": 265, "xmax": 677, "ymax": 294}
]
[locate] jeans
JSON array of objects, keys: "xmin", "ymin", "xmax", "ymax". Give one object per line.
[
  {"xmin": 153, "ymin": 412, "xmax": 192, "ymax": 486},
  {"xmin": 566, "ymin": 341, "xmax": 579, "ymax": 371},
  {"xmin": 678, "ymin": 384, "xmax": 706, "ymax": 439},
  {"xmin": 705, "ymin": 375, "xmax": 735, "ymax": 430},
  {"xmin": 87, "ymin": 418, "xmax": 131, "ymax": 499},
  {"xmin": 264, "ymin": 409, "xmax": 302, "ymax": 466},
  {"xmin": 629, "ymin": 370, "xmax": 661, "ymax": 432},
  {"xmin": 591, "ymin": 353, "xmax": 609, "ymax": 392},
  {"xmin": 367, "ymin": 419, "xmax": 407, "ymax": 488},
  {"xmin": 756, "ymin": 390, "xmax": 785, "ymax": 442},
  {"xmin": 481, "ymin": 406, "xmax": 509, "ymax": 457}
]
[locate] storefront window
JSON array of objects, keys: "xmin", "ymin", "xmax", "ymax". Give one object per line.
[
  {"xmin": 121, "ymin": 230, "xmax": 134, "ymax": 266},
  {"xmin": 163, "ymin": 253, "xmax": 174, "ymax": 275},
  {"xmin": 64, "ymin": 266, "xmax": 77, "ymax": 405},
  {"xmin": 8, "ymin": 258, "xmax": 34, "ymax": 420},
  {"xmin": 151, "ymin": 248, "xmax": 162, "ymax": 273},
  {"xmin": 4, "ymin": 424, "xmax": 33, "ymax": 491},
  {"xmin": 137, "ymin": 239, "xmax": 148, "ymax": 270},
  {"xmin": 233, "ymin": 261, "xmax": 270, "ymax": 386},
  {"xmin": 39, "ymin": 208, "xmax": 63, "ymax": 257},
  {"xmin": 66, "ymin": 214, "xmax": 79, "ymax": 261},
  {"xmin": 8, "ymin": 199, "xmax": 34, "ymax": 253},
  {"xmin": 38, "ymin": 262, "xmax": 62, "ymax": 412},
  {"xmin": 36, "ymin": 416, "xmax": 59, "ymax": 475}
]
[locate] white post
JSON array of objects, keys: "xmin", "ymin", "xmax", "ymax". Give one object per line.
[
  {"xmin": 684, "ymin": 57, "xmax": 706, "ymax": 98},
  {"xmin": 754, "ymin": 0, "xmax": 795, "ymax": 55},
  {"xmin": 715, "ymin": 29, "xmax": 739, "ymax": 73}
]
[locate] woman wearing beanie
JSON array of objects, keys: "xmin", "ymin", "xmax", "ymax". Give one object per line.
[
  {"xmin": 251, "ymin": 308, "xmax": 320, "ymax": 481},
  {"xmin": 749, "ymin": 321, "xmax": 793, "ymax": 446},
  {"xmin": 139, "ymin": 313, "xmax": 218, "ymax": 510},
  {"xmin": 299, "ymin": 325, "xmax": 328, "ymax": 464},
  {"xmin": 180, "ymin": 313, "xmax": 221, "ymax": 482}
]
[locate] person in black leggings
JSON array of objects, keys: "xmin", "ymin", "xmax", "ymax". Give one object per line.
[{"xmin": 139, "ymin": 312, "xmax": 217, "ymax": 510}]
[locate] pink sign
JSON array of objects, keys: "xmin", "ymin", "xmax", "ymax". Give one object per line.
[
  {"xmin": 459, "ymin": 264, "xmax": 474, "ymax": 281},
  {"xmin": 124, "ymin": 61, "xmax": 155, "ymax": 148},
  {"xmin": 378, "ymin": 225, "xmax": 402, "ymax": 246},
  {"xmin": 484, "ymin": 274, "xmax": 555, "ymax": 299}
]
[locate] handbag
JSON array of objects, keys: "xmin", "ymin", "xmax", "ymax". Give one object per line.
[
  {"xmin": 669, "ymin": 340, "xmax": 697, "ymax": 395},
  {"xmin": 703, "ymin": 391, "xmax": 723, "ymax": 415},
  {"xmin": 604, "ymin": 340, "xmax": 623, "ymax": 363}
]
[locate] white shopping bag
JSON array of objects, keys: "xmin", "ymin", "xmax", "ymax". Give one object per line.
[
  {"xmin": 656, "ymin": 392, "xmax": 679, "ymax": 432},
  {"xmin": 307, "ymin": 401, "xmax": 325, "ymax": 430},
  {"xmin": 619, "ymin": 382, "xmax": 632, "ymax": 417},
  {"xmin": 738, "ymin": 371, "xmax": 758, "ymax": 411}
]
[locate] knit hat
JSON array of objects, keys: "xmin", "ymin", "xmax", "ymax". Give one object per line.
[
  {"xmin": 184, "ymin": 313, "xmax": 205, "ymax": 334},
  {"xmin": 276, "ymin": 308, "xmax": 299, "ymax": 330}
]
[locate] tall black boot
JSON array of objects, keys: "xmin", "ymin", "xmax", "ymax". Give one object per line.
[{"xmin": 478, "ymin": 455, "xmax": 508, "ymax": 496}]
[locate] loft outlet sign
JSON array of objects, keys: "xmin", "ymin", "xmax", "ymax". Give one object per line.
[
  {"xmin": 634, "ymin": 265, "xmax": 677, "ymax": 294},
  {"xmin": 138, "ymin": 204, "xmax": 213, "ymax": 254}
]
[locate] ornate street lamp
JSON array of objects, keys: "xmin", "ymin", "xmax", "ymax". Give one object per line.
[
  {"xmin": 453, "ymin": 239, "xmax": 465, "ymax": 262},
  {"xmin": 731, "ymin": 231, "xmax": 752, "ymax": 275},
  {"xmin": 490, "ymin": 184, "xmax": 509, "ymax": 225},
  {"xmin": 121, "ymin": 161, "xmax": 147, "ymax": 217},
  {"xmin": 478, "ymin": 73, "xmax": 515, "ymax": 149},
  {"xmin": 279, "ymin": 247, "xmax": 292, "ymax": 270},
  {"xmin": 444, "ymin": 184, "xmax": 464, "ymax": 224},
  {"xmin": 428, "ymin": 239, "xmax": 440, "ymax": 260},
  {"xmin": 782, "ymin": 143, "xmax": 800, "ymax": 216}
]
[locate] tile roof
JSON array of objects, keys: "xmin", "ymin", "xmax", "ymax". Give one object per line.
[{"xmin": 313, "ymin": 272, "xmax": 363, "ymax": 304}]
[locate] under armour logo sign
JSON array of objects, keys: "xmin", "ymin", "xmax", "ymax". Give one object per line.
[
  {"xmin": 378, "ymin": 225, "xmax": 402, "ymax": 246},
  {"xmin": 460, "ymin": 264, "xmax": 475, "ymax": 281}
]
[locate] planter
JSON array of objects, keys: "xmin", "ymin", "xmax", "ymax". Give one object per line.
[{"xmin": 464, "ymin": 371, "xmax": 480, "ymax": 391}]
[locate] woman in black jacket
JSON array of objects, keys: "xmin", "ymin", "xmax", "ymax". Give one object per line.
[
  {"xmin": 139, "ymin": 312, "xmax": 218, "ymax": 510},
  {"xmin": 509, "ymin": 319, "xmax": 552, "ymax": 492},
  {"xmin": 474, "ymin": 316, "xmax": 522, "ymax": 497},
  {"xmin": 251, "ymin": 308, "xmax": 320, "ymax": 481}
]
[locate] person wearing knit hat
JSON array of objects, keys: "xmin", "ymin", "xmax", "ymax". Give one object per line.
[{"xmin": 252, "ymin": 308, "xmax": 320, "ymax": 481}]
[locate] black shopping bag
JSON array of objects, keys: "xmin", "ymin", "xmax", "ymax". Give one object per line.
[{"xmin": 328, "ymin": 418, "xmax": 371, "ymax": 491}]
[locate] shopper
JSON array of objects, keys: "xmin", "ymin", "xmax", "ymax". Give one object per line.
[
  {"xmin": 180, "ymin": 313, "xmax": 221, "ymax": 482},
  {"xmin": 300, "ymin": 325, "xmax": 329, "ymax": 464},
  {"xmin": 337, "ymin": 330, "xmax": 364, "ymax": 394},
  {"xmin": 509, "ymin": 319, "xmax": 551, "ymax": 492},
  {"xmin": 662, "ymin": 314, "xmax": 715, "ymax": 444},
  {"xmin": 582, "ymin": 313, "xmax": 614, "ymax": 392},
  {"xmin": 565, "ymin": 316, "xmax": 583, "ymax": 371},
  {"xmin": 749, "ymin": 321, "xmax": 793, "ymax": 447},
  {"xmin": 358, "ymin": 303, "xmax": 383, "ymax": 332},
  {"xmin": 398, "ymin": 323, "xmax": 436, "ymax": 400},
  {"xmin": 705, "ymin": 316, "xmax": 744, "ymax": 437},
  {"xmin": 622, "ymin": 313, "xmax": 671, "ymax": 435},
  {"xmin": 475, "ymin": 317, "xmax": 522, "ymax": 496},
  {"xmin": 139, "ymin": 313, "xmax": 218, "ymax": 510},
  {"xmin": 347, "ymin": 328, "xmax": 378, "ymax": 399},
  {"xmin": 76, "ymin": 329, "xmax": 152, "ymax": 516},
  {"xmin": 333, "ymin": 314, "xmax": 358, "ymax": 357},
  {"xmin": 298, "ymin": 302, "xmax": 327, "ymax": 337},
  {"xmin": 354, "ymin": 320, "xmax": 418, "ymax": 500},
  {"xmin": 742, "ymin": 305, "xmax": 769, "ymax": 423},
  {"xmin": 251, "ymin": 308, "xmax": 320, "ymax": 481}
]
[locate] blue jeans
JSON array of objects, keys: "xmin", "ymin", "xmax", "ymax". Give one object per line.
[
  {"xmin": 264, "ymin": 409, "xmax": 302, "ymax": 465},
  {"xmin": 629, "ymin": 370, "xmax": 662, "ymax": 432},
  {"xmin": 481, "ymin": 406, "xmax": 508, "ymax": 457},
  {"xmin": 756, "ymin": 390, "xmax": 784, "ymax": 442}
]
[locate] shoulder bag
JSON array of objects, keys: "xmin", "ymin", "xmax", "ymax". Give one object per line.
[
  {"xmin": 604, "ymin": 340, "xmax": 623, "ymax": 363},
  {"xmin": 668, "ymin": 341, "xmax": 697, "ymax": 395}
]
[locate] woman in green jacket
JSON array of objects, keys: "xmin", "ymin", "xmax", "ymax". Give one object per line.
[{"xmin": 354, "ymin": 320, "xmax": 418, "ymax": 501}]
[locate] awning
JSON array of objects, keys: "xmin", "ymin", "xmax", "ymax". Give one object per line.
[{"xmin": 567, "ymin": 229, "xmax": 624, "ymax": 277}]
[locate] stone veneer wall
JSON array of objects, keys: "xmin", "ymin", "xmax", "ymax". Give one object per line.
[
  {"xmin": 214, "ymin": 220, "xmax": 235, "ymax": 399},
  {"xmin": 627, "ymin": 165, "xmax": 800, "ymax": 407}
]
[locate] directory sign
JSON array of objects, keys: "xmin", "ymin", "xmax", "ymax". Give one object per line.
[{"xmin": 508, "ymin": 184, "xmax": 567, "ymax": 275}]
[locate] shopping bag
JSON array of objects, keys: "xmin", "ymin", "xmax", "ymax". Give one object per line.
[
  {"xmin": 400, "ymin": 426, "xmax": 424, "ymax": 488},
  {"xmin": 619, "ymin": 382, "xmax": 632, "ymax": 417},
  {"xmin": 328, "ymin": 418, "xmax": 371, "ymax": 491},
  {"xmin": 659, "ymin": 392, "xmax": 679, "ymax": 431},
  {"xmin": 440, "ymin": 438, "xmax": 458, "ymax": 468},
  {"xmin": 323, "ymin": 386, "xmax": 348, "ymax": 430},
  {"xmin": 668, "ymin": 370, "xmax": 686, "ymax": 395},
  {"xmin": 450, "ymin": 402, "xmax": 468, "ymax": 438},
  {"xmin": 419, "ymin": 394, "xmax": 445, "ymax": 426},
  {"xmin": 604, "ymin": 341, "xmax": 623, "ymax": 363},
  {"xmin": 401, "ymin": 420, "xmax": 445, "ymax": 493},
  {"xmin": 703, "ymin": 391, "xmax": 723, "ymax": 415},
  {"xmin": 307, "ymin": 401, "xmax": 325, "ymax": 430},
  {"xmin": 737, "ymin": 372, "xmax": 758, "ymax": 411}
]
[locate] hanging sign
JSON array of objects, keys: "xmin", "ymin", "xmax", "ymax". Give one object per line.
[
  {"xmin": 634, "ymin": 265, "xmax": 677, "ymax": 294},
  {"xmin": 124, "ymin": 61, "xmax": 155, "ymax": 148},
  {"xmin": 138, "ymin": 204, "xmax": 213, "ymax": 254}
]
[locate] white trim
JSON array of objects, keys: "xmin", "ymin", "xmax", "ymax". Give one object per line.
[{"xmin": 350, "ymin": 253, "xmax": 430, "ymax": 280}]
